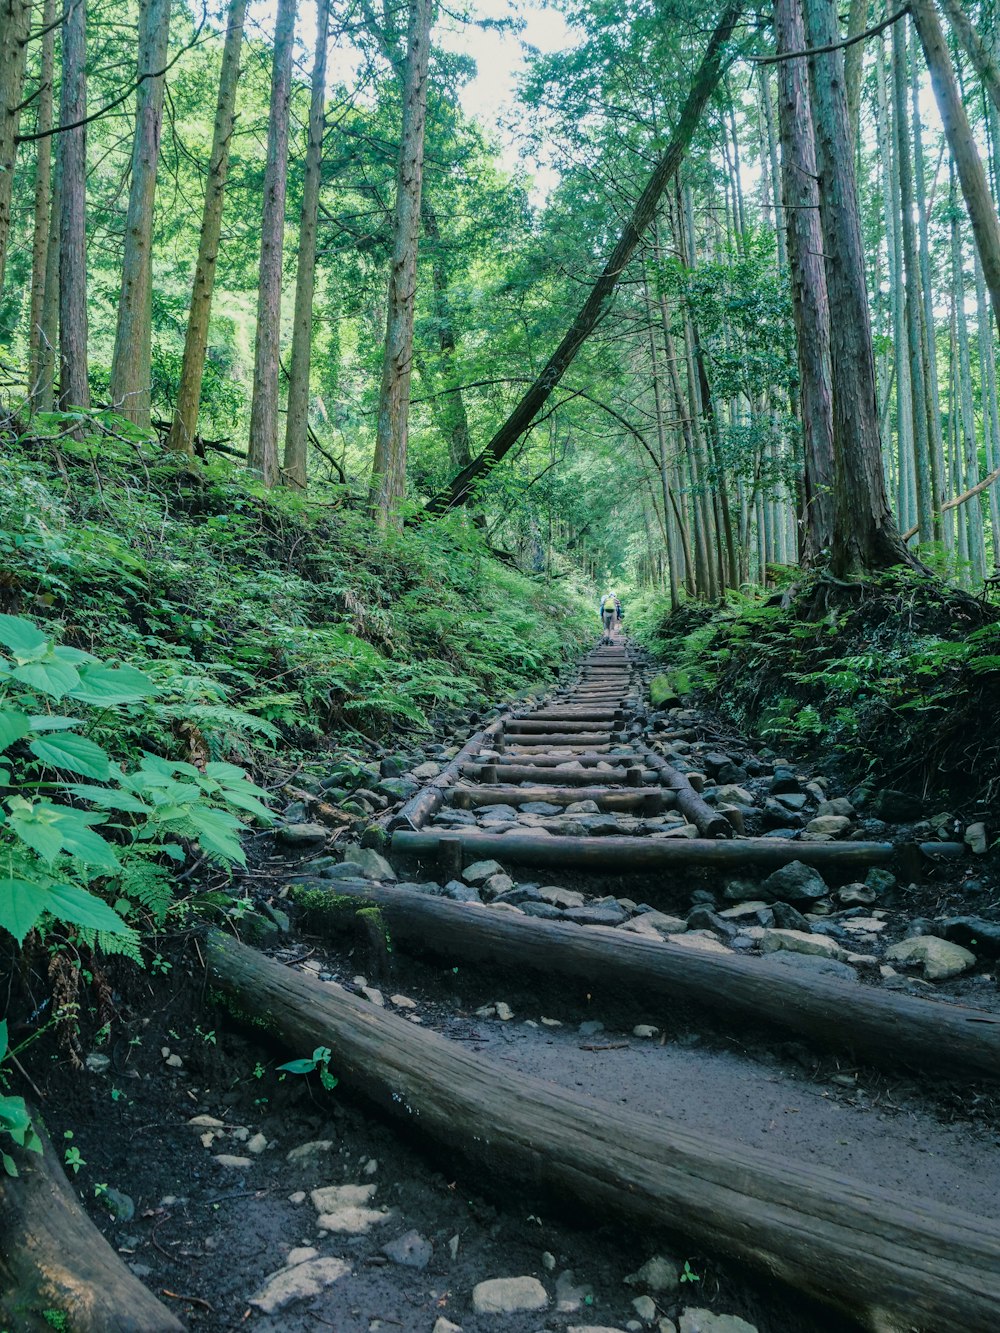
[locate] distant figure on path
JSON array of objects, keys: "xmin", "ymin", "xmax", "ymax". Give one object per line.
[{"xmin": 599, "ymin": 591, "xmax": 618, "ymax": 643}]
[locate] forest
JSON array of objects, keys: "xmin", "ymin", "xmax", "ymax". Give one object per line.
[{"xmin": 2, "ymin": 0, "xmax": 1000, "ymax": 1330}]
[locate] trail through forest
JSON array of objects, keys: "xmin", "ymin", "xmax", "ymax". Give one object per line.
[{"xmin": 11, "ymin": 632, "xmax": 1000, "ymax": 1333}]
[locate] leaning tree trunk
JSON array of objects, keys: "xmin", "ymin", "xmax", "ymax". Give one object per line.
[
  {"xmin": 801, "ymin": 0, "xmax": 913, "ymax": 575},
  {"xmin": 0, "ymin": 1110, "xmax": 183, "ymax": 1331},
  {"xmin": 247, "ymin": 0, "xmax": 298, "ymax": 485},
  {"xmin": 423, "ymin": 2, "xmax": 744, "ymax": 515},
  {"xmin": 910, "ymin": 0, "xmax": 1000, "ymax": 334},
  {"xmin": 58, "ymin": 0, "xmax": 90, "ymax": 412},
  {"xmin": 774, "ymin": 0, "xmax": 835, "ymax": 561},
  {"xmin": 938, "ymin": 0, "xmax": 1000, "ymax": 115},
  {"xmin": 27, "ymin": 0, "xmax": 57, "ymax": 402},
  {"xmin": 168, "ymin": 0, "xmax": 247, "ymax": 455},
  {"xmin": 282, "ymin": 0, "xmax": 332, "ymax": 490},
  {"xmin": 367, "ymin": 0, "xmax": 435, "ymax": 526},
  {"xmin": 0, "ymin": 0, "xmax": 30, "ymax": 294},
  {"xmin": 109, "ymin": 0, "xmax": 172, "ymax": 429}
]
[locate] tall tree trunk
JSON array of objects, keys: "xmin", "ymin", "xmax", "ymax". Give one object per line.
[
  {"xmin": 422, "ymin": 199, "xmax": 473, "ymax": 471},
  {"xmin": 951, "ymin": 169, "xmax": 986, "ymax": 580},
  {"xmin": 247, "ymin": 0, "xmax": 298, "ymax": 485},
  {"xmin": 424, "ymin": 3, "xmax": 744, "ymax": 516},
  {"xmin": 283, "ymin": 0, "xmax": 332, "ymax": 489},
  {"xmin": 757, "ymin": 65, "xmax": 787, "ymax": 269},
  {"xmin": 844, "ymin": 0, "xmax": 869, "ymax": 144},
  {"xmin": 109, "ymin": 0, "xmax": 171, "ymax": 428},
  {"xmin": 910, "ymin": 0, "xmax": 1000, "ymax": 332},
  {"xmin": 0, "ymin": 0, "xmax": 30, "ymax": 294},
  {"xmin": 59, "ymin": 0, "xmax": 89, "ymax": 411},
  {"xmin": 27, "ymin": 0, "xmax": 56, "ymax": 400},
  {"xmin": 368, "ymin": 0, "xmax": 434, "ymax": 525},
  {"xmin": 642, "ymin": 267, "xmax": 680, "ymax": 609},
  {"xmin": 911, "ymin": 23, "xmax": 947, "ymax": 541},
  {"xmin": 893, "ymin": 18, "xmax": 935, "ymax": 542},
  {"xmin": 974, "ymin": 249, "xmax": 1000, "ymax": 566},
  {"xmin": 37, "ymin": 170, "xmax": 59, "ymax": 410},
  {"xmin": 774, "ymin": 0, "xmax": 836, "ymax": 562},
  {"xmin": 168, "ymin": 0, "xmax": 247, "ymax": 455},
  {"xmin": 800, "ymin": 0, "xmax": 912, "ymax": 574}
]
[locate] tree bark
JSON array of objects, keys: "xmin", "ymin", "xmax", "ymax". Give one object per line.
[
  {"xmin": 774, "ymin": 0, "xmax": 836, "ymax": 560},
  {"xmin": 283, "ymin": 0, "xmax": 332, "ymax": 489},
  {"xmin": 207, "ymin": 929, "xmax": 1000, "ymax": 1333},
  {"xmin": 109, "ymin": 0, "xmax": 172, "ymax": 429},
  {"xmin": 0, "ymin": 0, "xmax": 30, "ymax": 294},
  {"xmin": 938, "ymin": 0, "xmax": 1000, "ymax": 115},
  {"xmin": 367, "ymin": 0, "xmax": 434, "ymax": 526},
  {"xmin": 911, "ymin": 0, "xmax": 1000, "ymax": 333},
  {"xmin": 27, "ymin": 0, "xmax": 57, "ymax": 402},
  {"xmin": 247, "ymin": 0, "xmax": 298, "ymax": 485},
  {"xmin": 168, "ymin": 0, "xmax": 247, "ymax": 455},
  {"xmin": 801, "ymin": 0, "xmax": 912, "ymax": 574},
  {"xmin": 893, "ymin": 18, "xmax": 934, "ymax": 542},
  {"xmin": 0, "ymin": 1111, "xmax": 183, "ymax": 1332},
  {"xmin": 58, "ymin": 0, "xmax": 90, "ymax": 412},
  {"xmin": 422, "ymin": 198, "xmax": 473, "ymax": 471},
  {"xmin": 424, "ymin": 3, "xmax": 744, "ymax": 515}
]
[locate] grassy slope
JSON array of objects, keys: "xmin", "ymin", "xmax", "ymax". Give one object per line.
[{"xmin": 0, "ymin": 416, "xmax": 594, "ymax": 772}]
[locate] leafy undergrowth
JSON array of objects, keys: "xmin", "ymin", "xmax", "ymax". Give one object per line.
[{"xmin": 632, "ymin": 571, "xmax": 1000, "ymax": 804}]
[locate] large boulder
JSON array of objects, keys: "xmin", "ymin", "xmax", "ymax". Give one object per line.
[{"xmin": 761, "ymin": 860, "xmax": 829, "ymax": 904}]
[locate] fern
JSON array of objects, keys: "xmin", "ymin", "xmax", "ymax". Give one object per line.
[
  {"xmin": 115, "ymin": 852, "xmax": 174, "ymax": 927},
  {"xmin": 74, "ymin": 924, "xmax": 144, "ymax": 965}
]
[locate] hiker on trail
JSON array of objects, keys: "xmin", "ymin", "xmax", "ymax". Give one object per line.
[{"xmin": 599, "ymin": 592, "xmax": 618, "ymax": 642}]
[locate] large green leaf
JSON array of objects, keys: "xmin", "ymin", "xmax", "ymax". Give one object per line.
[
  {"xmin": 186, "ymin": 805, "xmax": 246, "ymax": 865},
  {"xmin": 8, "ymin": 801, "xmax": 119, "ymax": 869},
  {"xmin": 11, "ymin": 659, "xmax": 81, "ymax": 699},
  {"xmin": 68, "ymin": 665, "xmax": 155, "ymax": 705},
  {"xmin": 52, "ymin": 644, "xmax": 99, "ymax": 665},
  {"xmin": 29, "ymin": 733, "xmax": 112, "ymax": 781},
  {"xmin": 0, "ymin": 878, "xmax": 45, "ymax": 943},
  {"xmin": 64, "ymin": 784, "xmax": 152, "ymax": 814},
  {"xmin": 0, "ymin": 615, "xmax": 48, "ymax": 656},
  {"xmin": 28, "ymin": 715, "xmax": 83, "ymax": 731},
  {"xmin": 0, "ymin": 710, "xmax": 30, "ymax": 752},
  {"xmin": 45, "ymin": 883, "xmax": 130, "ymax": 934}
]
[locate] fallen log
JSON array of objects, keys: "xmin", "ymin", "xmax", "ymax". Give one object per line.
[
  {"xmin": 638, "ymin": 742, "xmax": 733, "ymax": 840},
  {"xmin": 391, "ymin": 827, "xmax": 894, "ymax": 873},
  {"xmin": 293, "ymin": 878, "xmax": 1000, "ymax": 1080},
  {"xmin": 388, "ymin": 717, "xmax": 505, "ymax": 830},
  {"xmin": 206, "ymin": 929, "xmax": 1000, "ymax": 1332},
  {"xmin": 0, "ymin": 1112, "xmax": 184, "ymax": 1332}
]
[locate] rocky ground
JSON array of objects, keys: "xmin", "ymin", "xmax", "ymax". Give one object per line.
[{"xmin": 24, "ymin": 654, "xmax": 1000, "ymax": 1333}]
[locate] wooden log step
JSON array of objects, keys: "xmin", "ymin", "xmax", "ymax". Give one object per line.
[
  {"xmin": 522, "ymin": 709, "xmax": 623, "ymax": 721},
  {"xmin": 388, "ymin": 718, "xmax": 505, "ymax": 830},
  {"xmin": 461, "ymin": 763, "xmax": 652, "ymax": 787},
  {"xmin": 505, "ymin": 719, "xmax": 621, "ymax": 733},
  {"xmin": 493, "ymin": 753, "xmax": 642, "ymax": 767},
  {"xmin": 503, "ymin": 732, "xmax": 614, "ymax": 747},
  {"xmin": 502, "ymin": 743, "xmax": 615, "ymax": 755},
  {"xmin": 294, "ymin": 879, "xmax": 1000, "ymax": 1082},
  {"xmin": 391, "ymin": 827, "xmax": 895, "ymax": 873},
  {"xmin": 206, "ymin": 930, "xmax": 1000, "ymax": 1333},
  {"xmin": 0, "ymin": 1112, "xmax": 184, "ymax": 1332},
  {"xmin": 450, "ymin": 783, "xmax": 672, "ymax": 811}
]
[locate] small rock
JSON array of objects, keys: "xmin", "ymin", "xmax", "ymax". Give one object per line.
[
  {"xmin": 382, "ymin": 1229, "xmax": 432, "ymax": 1269},
  {"xmin": 556, "ymin": 1269, "xmax": 594, "ymax": 1313},
  {"xmin": 837, "ymin": 883, "xmax": 877, "ymax": 907},
  {"xmin": 633, "ymin": 1025, "xmax": 659, "ymax": 1039},
  {"xmin": 361, "ymin": 986, "xmax": 385, "ymax": 1007},
  {"xmin": 537, "ymin": 885, "xmax": 586, "ymax": 909},
  {"xmin": 247, "ymin": 1132, "xmax": 268, "ymax": 1154},
  {"xmin": 627, "ymin": 1255, "xmax": 678, "ymax": 1293},
  {"xmin": 816, "ymin": 797, "xmax": 855, "ymax": 819},
  {"xmin": 678, "ymin": 1311, "xmax": 758, "ymax": 1333},
  {"xmin": 164, "ymin": 1053, "xmax": 184, "ymax": 1069},
  {"xmin": 99, "ymin": 1186, "xmax": 135, "ymax": 1222},
  {"xmin": 286, "ymin": 1246, "xmax": 318, "ymax": 1265},
  {"xmin": 761, "ymin": 861, "xmax": 829, "ymax": 904},
  {"xmin": 542, "ymin": 1251, "xmax": 556, "ymax": 1271},
  {"xmin": 250, "ymin": 1257, "xmax": 351, "ymax": 1314},
  {"xmin": 871, "ymin": 789, "xmax": 921, "ymax": 822},
  {"xmin": 286, "ymin": 1140, "xmax": 334, "ymax": 1164},
  {"xmin": 449, "ymin": 1234, "xmax": 460, "ymax": 1259},
  {"xmin": 85, "ymin": 1053, "xmax": 110, "ymax": 1075},
  {"xmin": 936, "ymin": 915, "xmax": 1000, "ymax": 956},
  {"xmin": 964, "ymin": 822, "xmax": 988, "ymax": 855},
  {"xmin": 886, "ymin": 935, "xmax": 975, "ymax": 980},
  {"xmin": 288, "ymin": 1190, "xmax": 306, "ymax": 1204},
  {"xmin": 433, "ymin": 1320, "xmax": 463, "ymax": 1333},
  {"xmin": 541, "ymin": 1017, "xmax": 562, "ymax": 1027},
  {"xmin": 805, "ymin": 815, "xmax": 851, "ymax": 837},
  {"xmin": 770, "ymin": 901, "xmax": 811, "ymax": 932},
  {"xmin": 471, "ymin": 1276, "xmax": 549, "ymax": 1315},
  {"xmin": 462, "ymin": 859, "xmax": 504, "ymax": 885},
  {"xmin": 411, "ymin": 761, "xmax": 442, "ymax": 779},
  {"xmin": 483, "ymin": 873, "xmax": 515, "ymax": 899},
  {"xmin": 632, "ymin": 1296, "xmax": 657, "ymax": 1323},
  {"xmin": 760, "ymin": 929, "xmax": 846, "ymax": 962},
  {"xmin": 495, "ymin": 1001, "xmax": 514, "ymax": 1021},
  {"xmin": 578, "ymin": 1020, "xmax": 605, "ymax": 1036},
  {"xmin": 213, "ymin": 1154, "xmax": 253, "ymax": 1169},
  {"xmin": 187, "ymin": 1114, "xmax": 226, "ymax": 1129},
  {"xmin": 278, "ymin": 822, "xmax": 329, "ymax": 848},
  {"xmin": 565, "ymin": 904, "xmax": 627, "ymax": 927}
]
